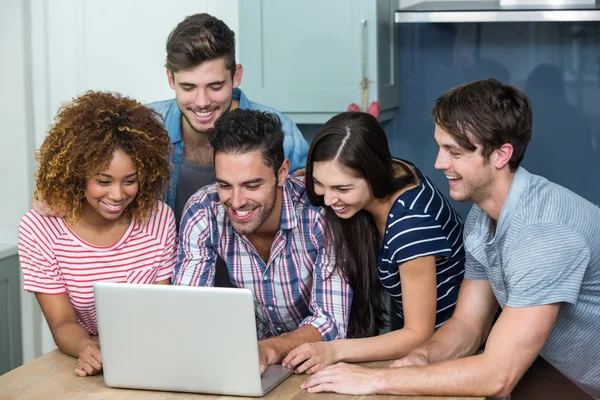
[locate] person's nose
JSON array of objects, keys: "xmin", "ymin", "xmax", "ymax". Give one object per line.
[
  {"xmin": 323, "ymin": 189, "xmax": 338, "ymax": 206},
  {"xmin": 434, "ymin": 149, "xmax": 449, "ymax": 171},
  {"xmin": 108, "ymin": 185, "xmax": 126, "ymax": 202},
  {"xmin": 230, "ymin": 188, "xmax": 246, "ymax": 209},
  {"xmin": 194, "ymin": 88, "xmax": 211, "ymax": 109}
]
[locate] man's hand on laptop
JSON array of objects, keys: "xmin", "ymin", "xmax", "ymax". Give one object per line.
[
  {"xmin": 74, "ymin": 341, "xmax": 103, "ymax": 377},
  {"xmin": 257, "ymin": 341, "xmax": 278, "ymax": 375}
]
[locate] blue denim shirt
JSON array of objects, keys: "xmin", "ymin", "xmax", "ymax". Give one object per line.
[{"xmin": 147, "ymin": 88, "xmax": 309, "ymax": 210}]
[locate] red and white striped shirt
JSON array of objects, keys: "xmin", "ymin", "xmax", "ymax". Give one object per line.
[{"xmin": 18, "ymin": 201, "xmax": 177, "ymax": 335}]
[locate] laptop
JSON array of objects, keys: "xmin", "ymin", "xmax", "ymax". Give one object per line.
[{"xmin": 94, "ymin": 283, "xmax": 293, "ymax": 397}]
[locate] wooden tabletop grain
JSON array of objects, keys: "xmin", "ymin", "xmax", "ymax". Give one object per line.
[{"xmin": 0, "ymin": 349, "xmax": 484, "ymax": 400}]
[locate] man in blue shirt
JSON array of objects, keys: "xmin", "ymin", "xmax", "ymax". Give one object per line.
[{"xmin": 147, "ymin": 13, "xmax": 309, "ymax": 224}]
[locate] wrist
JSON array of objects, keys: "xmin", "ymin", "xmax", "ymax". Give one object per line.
[
  {"xmin": 330, "ymin": 339, "xmax": 345, "ymax": 362},
  {"xmin": 258, "ymin": 340, "xmax": 280, "ymax": 364},
  {"xmin": 372, "ymin": 368, "xmax": 395, "ymax": 394},
  {"xmin": 76, "ymin": 337, "xmax": 96, "ymax": 353}
]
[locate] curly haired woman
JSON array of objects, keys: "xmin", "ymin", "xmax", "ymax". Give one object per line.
[{"xmin": 18, "ymin": 91, "xmax": 176, "ymax": 377}]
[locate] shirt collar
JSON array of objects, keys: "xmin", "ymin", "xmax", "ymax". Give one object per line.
[
  {"xmin": 166, "ymin": 100, "xmax": 183, "ymax": 144},
  {"xmin": 279, "ymin": 177, "xmax": 299, "ymax": 231},
  {"xmin": 233, "ymin": 88, "xmax": 251, "ymax": 110},
  {"xmin": 495, "ymin": 166, "xmax": 529, "ymax": 239},
  {"xmin": 465, "ymin": 166, "xmax": 530, "ymax": 249}
]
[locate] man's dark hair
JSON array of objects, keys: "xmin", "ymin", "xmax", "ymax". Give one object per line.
[
  {"xmin": 209, "ymin": 109, "xmax": 284, "ymax": 176},
  {"xmin": 432, "ymin": 78, "xmax": 532, "ymax": 172},
  {"xmin": 165, "ymin": 13, "xmax": 236, "ymax": 77}
]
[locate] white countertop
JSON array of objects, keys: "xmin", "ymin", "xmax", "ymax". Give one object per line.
[{"xmin": 0, "ymin": 242, "xmax": 18, "ymax": 260}]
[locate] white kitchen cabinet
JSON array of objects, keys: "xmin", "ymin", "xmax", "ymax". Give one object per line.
[{"xmin": 238, "ymin": 0, "xmax": 400, "ymax": 123}]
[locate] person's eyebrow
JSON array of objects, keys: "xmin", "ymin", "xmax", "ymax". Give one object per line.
[
  {"xmin": 313, "ymin": 177, "xmax": 353, "ymax": 189},
  {"xmin": 241, "ymin": 178, "xmax": 265, "ymax": 185},
  {"xmin": 207, "ymin": 80, "xmax": 226, "ymax": 86},
  {"xmin": 215, "ymin": 178, "xmax": 265, "ymax": 185},
  {"xmin": 98, "ymin": 172, "xmax": 137, "ymax": 178}
]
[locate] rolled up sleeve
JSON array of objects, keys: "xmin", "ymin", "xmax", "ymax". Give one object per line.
[{"xmin": 299, "ymin": 218, "xmax": 352, "ymax": 340}]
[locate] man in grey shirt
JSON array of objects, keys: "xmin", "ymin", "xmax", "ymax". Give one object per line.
[{"xmin": 300, "ymin": 79, "xmax": 600, "ymax": 398}]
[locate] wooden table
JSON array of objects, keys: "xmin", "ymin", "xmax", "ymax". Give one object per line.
[{"xmin": 0, "ymin": 350, "xmax": 484, "ymax": 400}]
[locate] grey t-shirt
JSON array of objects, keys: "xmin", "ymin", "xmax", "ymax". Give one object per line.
[
  {"xmin": 174, "ymin": 157, "xmax": 216, "ymax": 226},
  {"xmin": 464, "ymin": 167, "xmax": 600, "ymax": 398}
]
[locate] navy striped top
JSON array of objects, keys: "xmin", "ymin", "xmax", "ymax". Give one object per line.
[{"xmin": 378, "ymin": 161, "xmax": 465, "ymax": 328}]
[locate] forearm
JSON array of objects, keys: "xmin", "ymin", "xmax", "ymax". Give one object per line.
[
  {"xmin": 259, "ymin": 325, "xmax": 323, "ymax": 364},
  {"xmin": 375, "ymin": 353, "xmax": 509, "ymax": 397},
  {"xmin": 336, "ymin": 328, "xmax": 431, "ymax": 363},
  {"xmin": 409, "ymin": 317, "xmax": 484, "ymax": 363},
  {"xmin": 51, "ymin": 321, "xmax": 96, "ymax": 358}
]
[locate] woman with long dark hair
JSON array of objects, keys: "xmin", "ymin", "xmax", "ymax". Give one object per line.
[{"xmin": 282, "ymin": 111, "xmax": 465, "ymax": 373}]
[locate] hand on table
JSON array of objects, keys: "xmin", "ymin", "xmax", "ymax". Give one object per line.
[
  {"xmin": 75, "ymin": 342, "xmax": 102, "ymax": 377},
  {"xmin": 282, "ymin": 341, "xmax": 338, "ymax": 374},
  {"xmin": 300, "ymin": 362, "xmax": 382, "ymax": 395}
]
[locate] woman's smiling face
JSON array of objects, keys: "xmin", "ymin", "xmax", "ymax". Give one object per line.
[{"xmin": 312, "ymin": 160, "xmax": 373, "ymax": 219}]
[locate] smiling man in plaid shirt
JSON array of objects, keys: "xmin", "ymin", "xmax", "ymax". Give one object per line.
[{"xmin": 173, "ymin": 109, "xmax": 352, "ymax": 374}]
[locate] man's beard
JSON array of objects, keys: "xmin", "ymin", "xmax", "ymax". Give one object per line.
[{"xmin": 225, "ymin": 183, "xmax": 278, "ymax": 236}]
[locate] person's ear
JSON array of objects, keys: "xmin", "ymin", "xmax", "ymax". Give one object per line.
[
  {"xmin": 494, "ymin": 143, "xmax": 513, "ymax": 169},
  {"xmin": 167, "ymin": 69, "xmax": 176, "ymax": 90},
  {"xmin": 233, "ymin": 64, "xmax": 243, "ymax": 89},
  {"xmin": 278, "ymin": 159, "xmax": 290, "ymax": 185}
]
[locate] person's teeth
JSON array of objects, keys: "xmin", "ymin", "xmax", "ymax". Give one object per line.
[
  {"xmin": 194, "ymin": 111, "xmax": 212, "ymax": 117},
  {"xmin": 236, "ymin": 209, "xmax": 251, "ymax": 216},
  {"xmin": 102, "ymin": 202, "xmax": 122, "ymax": 210}
]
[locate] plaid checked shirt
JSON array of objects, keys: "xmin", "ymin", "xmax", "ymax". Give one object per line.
[{"xmin": 173, "ymin": 176, "xmax": 351, "ymax": 341}]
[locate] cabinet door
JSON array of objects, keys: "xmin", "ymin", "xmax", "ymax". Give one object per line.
[
  {"xmin": 0, "ymin": 255, "xmax": 23, "ymax": 374},
  {"xmin": 239, "ymin": 0, "xmax": 396, "ymax": 123}
]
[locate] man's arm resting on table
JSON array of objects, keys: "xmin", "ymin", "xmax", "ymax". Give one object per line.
[
  {"xmin": 398, "ymin": 278, "xmax": 499, "ymax": 365},
  {"xmin": 374, "ymin": 303, "xmax": 560, "ymax": 397},
  {"xmin": 303, "ymin": 281, "xmax": 559, "ymax": 397}
]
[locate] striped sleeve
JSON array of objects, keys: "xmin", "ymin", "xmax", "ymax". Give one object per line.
[
  {"xmin": 505, "ymin": 224, "xmax": 589, "ymax": 307},
  {"xmin": 153, "ymin": 202, "xmax": 178, "ymax": 282},
  {"xmin": 173, "ymin": 201, "xmax": 217, "ymax": 287},
  {"xmin": 299, "ymin": 214, "xmax": 352, "ymax": 341},
  {"xmin": 18, "ymin": 213, "xmax": 66, "ymax": 294},
  {"xmin": 384, "ymin": 213, "xmax": 452, "ymax": 267}
]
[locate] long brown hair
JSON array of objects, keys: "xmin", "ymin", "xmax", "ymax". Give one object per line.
[{"xmin": 305, "ymin": 112, "xmax": 416, "ymax": 338}]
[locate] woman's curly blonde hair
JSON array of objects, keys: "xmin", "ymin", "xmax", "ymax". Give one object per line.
[{"xmin": 35, "ymin": 91, "xmax": 172, "ymax": 223}]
